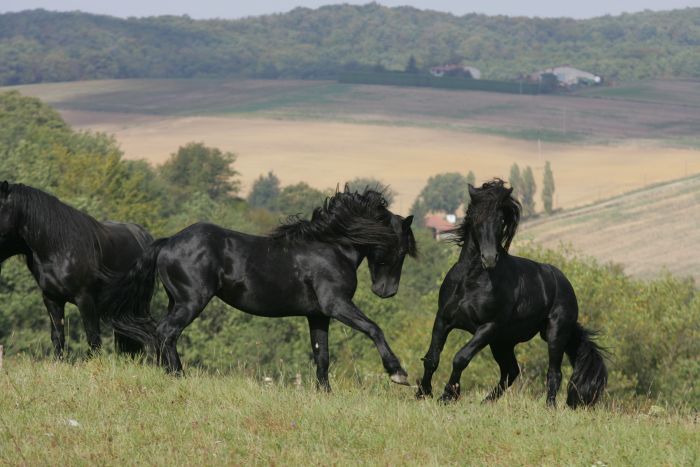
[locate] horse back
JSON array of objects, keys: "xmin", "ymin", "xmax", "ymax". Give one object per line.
[
  {"xmin": 511, "ymin": 255, "xmax": 578, "ymax": 319},
  {"xmin": 156, "ymin": 222, "xmax": 351, "ymax": 317}
]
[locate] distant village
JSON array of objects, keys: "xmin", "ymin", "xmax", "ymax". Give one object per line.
[{"xmin": 429, "ymin": 63, "xmax": 603, "ymax": 90}]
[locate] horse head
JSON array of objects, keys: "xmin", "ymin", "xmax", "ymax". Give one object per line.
[
  {"xmin": 367, "ymin": 214, "xmax": 415, "ymax": 298},
  {"xmin": 464, "ymin": 180, "xmax": 520, "ymax": 270}
]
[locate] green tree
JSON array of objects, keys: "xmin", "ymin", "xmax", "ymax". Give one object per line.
[
  {"xmin": 521, "ymin": 166, "xmax": 537, "ymax": 217},
  {"xmin": 541, "ymin": 161, "xmax": 555, "ymax": 214},
  {"xmin": 159, "ymin": 142, "xmax": 240, "ymax": 204},
  {"xmin": 509, "ymin": 163, "xmax": 522, "ymax": 201},
  {"xmin": 276, "ymin": 182, "xmax": 327, "ymax": 217},
  {"xmin": 409, "ymin": 197, "xmax": 429, "ymax": 228},
  {"xmin": 405, "ymin": 54, "xmax": 419, "ymax": 73},
  {"xmin": 465, "ymin": 170, "xmax": 476, "ymax": 187},
  {"xmin": 248, "ymin": 171, "xmax": 280, "ymax": 211},
  {"xmin": 346, "ymin": 177, "xmax": 395, "ymax": 207},
  {"xmin": 416, "ymin": 172, "xmax": 468, "ymax": 214}
]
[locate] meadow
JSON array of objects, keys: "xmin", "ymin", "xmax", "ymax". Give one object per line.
[{"xmin": 0, "ymin": 356, "xmax": 698, "ymax": 466}]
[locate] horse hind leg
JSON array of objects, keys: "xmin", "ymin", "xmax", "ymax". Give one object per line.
[
  {"xmin": 544, "ymin": 307, "xmax": 575, "ymax": 407},
  {"xmin": 155, "ymin": 290, "xmax": 212, "ymax": 375}
]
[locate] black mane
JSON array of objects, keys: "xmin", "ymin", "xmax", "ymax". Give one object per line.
[
  {"xmin": 271, "ymin": 186, "xmax": 415, "ymax": 255},
  {"xmin": 9, "ymin": 183, "xmax": 107, "ymax": 262},
  {"xmin": 452, "ymin": 179, "xmax": 521, "ymax": 252}
]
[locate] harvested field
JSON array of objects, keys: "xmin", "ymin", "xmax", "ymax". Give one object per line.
[
  {"xmin": 520, "ymin": 174, "xmax": 700, "ymax": 280},
  {"xmin": 56, "ymin": 110, "xmax": 700, "ymax": 215}
]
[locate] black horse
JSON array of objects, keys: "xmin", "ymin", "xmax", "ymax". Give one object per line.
[
  {"xmin": 0, "ymin": 181, "xmax": 154, "ymax": 356},
  {"xmin": 102, "ymin": 187, "xmax": 416, "ymax": 388},
  {"xmin": 416, "ymin": 180, "xmax": 607, "ymax": 408}
]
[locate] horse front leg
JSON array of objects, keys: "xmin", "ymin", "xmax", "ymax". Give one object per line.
[
  {"xmin": 324, "ymin": 298, "xmax": 408, "ymax": 385},
  {"xmin": 439, "ymin": 322, "xmax": 497, "ymax": 403},
  {"xmin": 416, "ymin": 313, "xmax": 452, "ymax": 399},
  {"xmin": 307, "ymin": 316, "xmax": 331, "ymax": 391},
  {"xmin": 43, "ymin": 295, "xmax": 66, "ymax": 358}
]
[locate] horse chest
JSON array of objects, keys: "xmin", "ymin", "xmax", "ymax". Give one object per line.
[{"xmin": 454, "ymin": 279, "xmax": 499, "ymax": 329}]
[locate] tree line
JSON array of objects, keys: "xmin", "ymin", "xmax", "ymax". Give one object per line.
[
  {"xmin": 0, "ymin": 91, "xmax": 698, "ymax": 408},
  {"xmin": 1, "ymin": 6, "xmax": 699, "ymax": 86}
]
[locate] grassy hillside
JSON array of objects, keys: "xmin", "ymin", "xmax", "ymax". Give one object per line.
[
  {"xmin": 519, "ymin": 174, "xmax": 700, "ymax": 280},
  {"xmin": 1, "ymin": 6, "xmax": 700, "ymax": 86},
  {"xmin": 0, "ymin": 356, "xmax": 697, "ymax": 465}
]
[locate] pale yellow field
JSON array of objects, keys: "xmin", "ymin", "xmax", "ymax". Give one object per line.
[{"xmin": 62, "ymin": 110, "xmax": 700, "ymax": 215}]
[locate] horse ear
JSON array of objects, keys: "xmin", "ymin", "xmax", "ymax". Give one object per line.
[
  {"xmin": 468, "ymin": 184, "xmax": 478, "ymax": 197},
  {"xmin": 0, "ymin": 181, "xmax": 9, "ymax": 197},
  {"xmin": 402, "ymin": 215, "xmax": 414, "ymax": 229}
]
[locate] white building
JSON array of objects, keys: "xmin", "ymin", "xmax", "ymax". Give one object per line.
[
  {"xmin": 429, "ymin": 65, "xmax": 481, "ymax": 79},
  {"xmin": 535, "ymin": 66, "xmax": 601, "ymax": 86}
]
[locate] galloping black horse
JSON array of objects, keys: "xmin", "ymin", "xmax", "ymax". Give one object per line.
[
  {"xmin": 0, "ymin": 181, "xmax": 154, "ymax": 356},
  {"xmin": 416, "ymin": 180, "xmax": 607, "ymax": 407},
  {"xmin": 102, "ymin": 187, "xmax": 416, "ymax": 388}
]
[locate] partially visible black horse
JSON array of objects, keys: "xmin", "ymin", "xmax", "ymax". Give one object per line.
[
  {"xmin": 416, "ymin": 180, "xmax": 607, "ymax": 408},
  {"xmin": 0, "ymin": 181, "xmax": 154, "ymax": 356},
  {"xmin": 102, "ymin": 187, "xmax": 416, "ymax": 388}
]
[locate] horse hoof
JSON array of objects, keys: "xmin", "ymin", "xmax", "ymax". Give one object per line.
[
  {"xmin": 438, "ymin": 394, "xmax": 457, "ymax": 404},
  {"xmin": 415, "ymin": 380, "xmax": 432, "ymax": 399},
  {"xmin": 390, "ymin": 371, "xmax": 410, "ymax": 386}
]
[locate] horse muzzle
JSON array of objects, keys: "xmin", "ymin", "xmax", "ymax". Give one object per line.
[{"xmin": 481, "ymin": 253, "xmax": 499, "ymax": 270}]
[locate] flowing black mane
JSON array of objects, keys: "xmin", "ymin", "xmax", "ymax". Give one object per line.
[
  {"xmin": 9, "ymin": 183, "xmax": 107, "ymax": 262},
  {"xmin": 452, "ymin": 179, "xmax": 521, "ymax": 252},
  {"xmin": 271, "ymin": 187, "xmax": 416, "ymax": 256}
]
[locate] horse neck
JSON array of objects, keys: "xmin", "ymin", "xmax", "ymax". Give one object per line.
[
  {"xmin": 336, "ymin": 243, "xmax": 366, "ymax": 270},
  {"xmin": 457, "ymin": 226, "xmax": 484, "ymax": 273},
  {"xmin": 13, "ymin": 196, "xmax": 103, "ymax": 262}
]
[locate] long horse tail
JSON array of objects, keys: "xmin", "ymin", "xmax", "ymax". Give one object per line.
[
  {"xmin": 101, "ymin": 237, "xmax": 169, "ymax": 351},
  {"xmin": 565, "ymin": 323, "xmax": 608, "ymax": 408}
]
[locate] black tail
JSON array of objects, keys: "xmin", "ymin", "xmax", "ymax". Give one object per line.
[
  {"xmin": 565, "ymin": 323, "xmax": 608, "ymax": 408},
  {"xmin": 100, "ymin": 238, "xmax": 169, "ymax": 351}
]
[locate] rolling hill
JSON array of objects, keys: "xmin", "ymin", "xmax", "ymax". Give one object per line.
[{"xmin": 520, "ymin": 174, "xmax": 700, "ymax": 280}]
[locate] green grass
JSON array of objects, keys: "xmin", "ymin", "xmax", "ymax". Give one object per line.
[{"xmin": 1, "ymin": 356, "xmax": 697, "ymax": 465}]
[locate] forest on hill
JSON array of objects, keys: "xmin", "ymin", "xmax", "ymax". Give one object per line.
[{"xmin": 1, "ymin": 5, "xmax": 699, "ymax": 85}]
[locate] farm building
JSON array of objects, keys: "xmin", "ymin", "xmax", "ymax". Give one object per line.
[
  {"xmin": 429, "ymin": 65, "xmax": 481, "ymax": 79},
  {"xmin": 532, "ymin": 65, "xmax": 602, "ymax": 87},
  {"xmin": 424, "ymin": 213, "xmax": 459, "ymax": 240}
]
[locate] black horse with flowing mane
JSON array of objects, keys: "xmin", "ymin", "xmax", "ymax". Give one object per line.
[
  {"xmin": 0, "ymin": 181, "xmax": 154, "ymax": 356},
  {"xmin": 101, "ymin": 187, "xmax": 416, "ymax": 388},
  {"xmin": 416, "ymin": 179, "xmax": 607, "ymax": 408}
]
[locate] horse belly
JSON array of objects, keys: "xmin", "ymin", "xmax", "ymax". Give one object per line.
[{"xmin": 217, "ymin": 281, "xmax": 318, "ymax": 318}]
